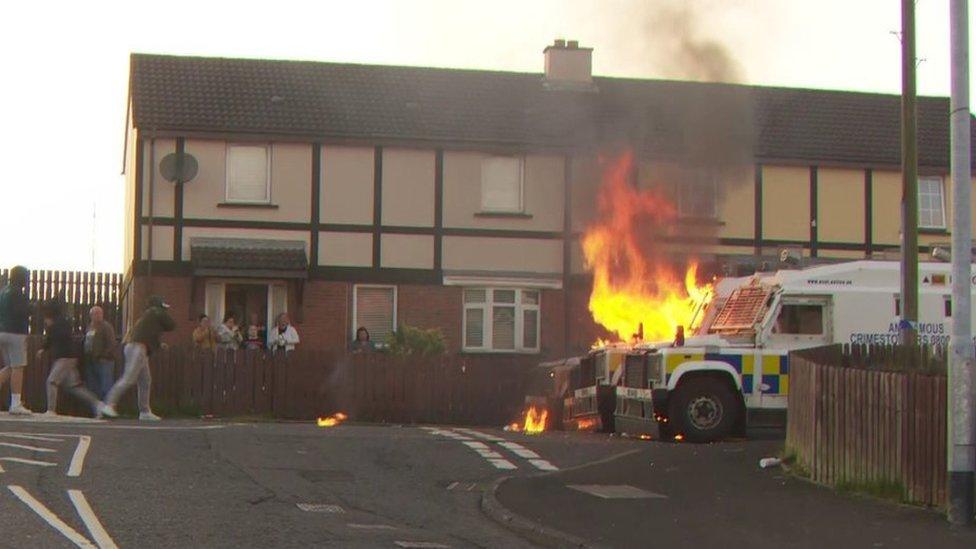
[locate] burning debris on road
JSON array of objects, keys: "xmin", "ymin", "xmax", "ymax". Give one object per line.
[
  {"xmin": 316, "ymin": 412, "xmax": 348, "ymax": 427},
  {"xmin": 504, "ymin": 406, "xmax": 549, "ymax": 435}
]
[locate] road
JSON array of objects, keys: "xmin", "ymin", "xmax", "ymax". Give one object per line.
[
  {"xmin": 0, "ymin": 415, "xmax": 971, "ymax": 548},
  {"xmin": 0, "ymin": 414, "xmax": 639, "ymax": 548}
]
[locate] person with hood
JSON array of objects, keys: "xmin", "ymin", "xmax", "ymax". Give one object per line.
[
  {"xmin": 101, "ymin": 295, "xmax": 174, "ymax": 421},
  {"xmin": 39, "ymin": 300, "xmax": 115, "ymax": 418},
  {"xmin": 0, "ymin": 266, "xmax": 33, "ymax": 415}
]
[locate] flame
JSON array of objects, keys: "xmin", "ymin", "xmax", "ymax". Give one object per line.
[
  {"xmin": 582, "ymin": 151, "xmax": 713, "ymax": 343},
  {"xmin": 316, "ymin": 412, "xmax": 348, "ymax": 427},
  {"xmin": 523, "ymin": 406, "xmax": 548, "ymax": 434},
  {"xmin": 674, "ymin": 434, "xmax": 685, "ymax": 442},
  {"xmin": 576, "ymin": 417, "xmax": 598, "ymax": 431}
]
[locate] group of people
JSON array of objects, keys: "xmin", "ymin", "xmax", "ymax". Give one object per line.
[
  {"xmin": 0, "ymin": 265, "xmax": 174, "ymax": 420},
  {"xmin": 192, "ymin": 311, "xmax": 300, "ymax": 352}
]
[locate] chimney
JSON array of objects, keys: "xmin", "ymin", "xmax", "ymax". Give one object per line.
[{"xmin": 543, "ymin": 38, "xmax": 593, "ymax": 84}]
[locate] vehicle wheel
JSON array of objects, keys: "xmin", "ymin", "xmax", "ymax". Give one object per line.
[{"xmin": 667, "ymin": 377, "xmax": 738, "ymax": 443}]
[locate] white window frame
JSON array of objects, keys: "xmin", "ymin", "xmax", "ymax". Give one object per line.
[
  {"xmin": 480, "ymin": 156, "xmax": 525, "ymax": 213},
  {"xmin": 225, "ymin": 143, "xmax": 272, "ymax": 204},
  {"xmin": 678, "ymin": 173, "xmax": 718, "ymax": 219},
  {"xmin": 462, "ymin": 288, "xmax": 540, "ymax": 353},
  {"xmin": 352, "ymin": 284, "xmax": 398, "ymax": 347},
  {"xmin": 918, "ymin": 176, "xmax": 946, "ymax": 229}
]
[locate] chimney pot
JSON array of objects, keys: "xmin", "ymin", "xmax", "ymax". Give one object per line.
[
  {"xmin": 567, "ymin": 40, "xmax": 579, "ymax": 49},
  {"xmin": 554, "ymin": 39, "xmax": 566, "ymax": 48}
]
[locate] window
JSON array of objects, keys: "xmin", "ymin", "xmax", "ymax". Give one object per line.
[
  {"xmin": 678, "ymin": 173, "xmax": 718, "ymax": 218},
  {"xmin": 226, "ymin": 145, "xmax": 271, "ymax": 203},
  {"xmin": 463, "ymin": 288, "xmax": 540, "ymax": 352},
  {"xmin": 354, "ymin": 285, "xmax": 396, "ymax": 346},
  {"xmin": 918, "ymin": 177, "xmax": 946, "ymax": 229},
  {"xmin": 481, "ymin": 156, "xmax": 523, "ymax": 213},
  {"xmin": 773, "ymin": 304, "xmax": 824, "ymax": 335}
]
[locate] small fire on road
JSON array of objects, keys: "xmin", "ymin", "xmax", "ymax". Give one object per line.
[
  {"xmin": 505, "ymin": 406, "xmax": 549, "ymax": 434},
  {"xmin": 317, "ymin": 412, "xmax": 348, "ymax": 427}
]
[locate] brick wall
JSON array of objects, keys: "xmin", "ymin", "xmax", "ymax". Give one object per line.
[
  {"xmin": 299, "ymin": 280, "xmax": 350, "ymax": 349},
  {"xmin": 128, "ymin": 275, "xmax": 194, "ymax": 346},
  {"xmin": 397, "ymin": 284, "xmax": 463, "ymax": 349}
]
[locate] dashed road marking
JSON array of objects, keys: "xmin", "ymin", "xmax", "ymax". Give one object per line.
[
  {"xmin": 528, "ymin": 459, "xmax": 559, "ymax": 472},
  {"xmin": 488, "ymin": 458, "xmax": 517, "ymax": 470},
  {"xmin": 347, "ymin": 523, "xmax": 397, "ymax": 530},
  {"xmin": 461, "ymin": 441, "xmax": 488, "ymax": 450},
  {"xmin": 0, "ymin": 457, "xmax": 58, "ymax": 467},
  {"xmin": 297, "ymin": 503, "xmax": 345, "ymax": 513},
  {"xmin": 498, "ymin": 442, "xmax": 539, "ymax": 459},
  {"xmin": 567, "ymin": 484, "xmax": 667, "ymax": 499},
  {"xmin": 0, "ymin": 441, "xmax": 58, "ymax": 453},
  {"xmin": 452, "ymin": 428, "xmax": 503, "ymax": 442},
  {"xmin": 8, "ymin": 485, "xmax": 97, "ymax": 548},
  {"xmin": 68, "ymin": 490, "xmax": 118, "ymax": 549},
  {"xmin": 0, "ymin": 433, "xmax": 64, "ymax": 442},
  {"xmin": 394, "ymin": 542, "xmax": 451, "ymax": 548},
  {"xmin": 67, "ymin": 436, "xmax": 91, "ymax": 477},
  {"xmin": 445, "ymin": 481, "xmax": 459, "ymax": 490}
]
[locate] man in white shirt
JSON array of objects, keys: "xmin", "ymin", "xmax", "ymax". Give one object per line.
[{"xmin": 269, "ymin": 312, "xmax": 300, "ymax": 352}]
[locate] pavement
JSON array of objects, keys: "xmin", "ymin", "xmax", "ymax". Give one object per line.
[{"xmin": 0, "ymin": 413, "xmax": 971, "ymax": 548}]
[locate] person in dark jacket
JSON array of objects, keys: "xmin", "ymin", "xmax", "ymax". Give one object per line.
[
  {"xmin": 39, "ymin": 300, "xmax": 115, "ymax": 418},
  {"xmin": 102, "ymin": 295, "xmax": 174, "ymax": 421},
  {"xmin": 0, "ymin": 266, "xmax": 33, "ymax": 415}
]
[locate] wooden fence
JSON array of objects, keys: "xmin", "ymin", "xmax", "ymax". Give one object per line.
[
  {"xmin": 6, "ymin": 341, "xmax": 540, "ymax": 426},
  {"xmin": 0, "ymin": 268, "xmax": 122, "ymax": 334},
  {"xmin": 786, "ymin": 344, "xmax": 948, "ymax": 507}
]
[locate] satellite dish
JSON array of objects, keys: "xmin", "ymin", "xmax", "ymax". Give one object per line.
[{"xmin": 159, "ymin": 152, "xmax": 199, "ymax": 184}]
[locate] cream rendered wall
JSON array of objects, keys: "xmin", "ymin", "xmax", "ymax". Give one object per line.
[
  {"xmin": 716, "ymin": 165, "xmax": 755, "ymax": 239},
  {"xmin": 382, "ymin": 148, "xmax": 435, "ymax": 227},
  {"xmin": 322, "ymin": 146, "xmax": 374, "ymax": 225},
  {"xmin": 141, "ymin": 138, "xmax": 175, "ymax": 218},
  {"xmin": 319, "ymin": 232, "xmax": 372, "ymax": 267},
  {"xmin": 381, "ymin": 234, "xmax": 434, "ymax": 269},
  {"xmin": 442, "ymin": 236, "xmax": 562, "ymax": 274},
  {"xmin": 124, "ymin": 122, "xmax": 138, "ymax": 268},
  {"xmin": 181, "ymin": 140, "xmax": 311, "ymax": 222},
  {"xmin": 180, "ymin": 227, "xmax": 309, "ymax": 263},
  {"xmin": 140, "ymin": 226, "xmax": 174, "ymax": 261},
  {"xmin": 817, "ymin": 168, "xmax": 864, "ymax": 244},
  {"xmin": 872, "ymin": 170, "xmax": 901, "ymax": 246},
  {"xmin": 442, "ymin": 151, "xmax": 564, "ymax": 231},
  {"xmin": 762, "ymin": 166, "xmax": 810, "ymax": 241}
]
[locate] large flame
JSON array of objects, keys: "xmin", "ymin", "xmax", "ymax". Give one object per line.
[
  {"xmin": 317, "ymin": 412, "xmax": 348, "ymax": 427},
  {"xmin": 523, "ymin": 406, "xmax": 548, "ymax": 434},
  {"xmin": 582, "ymin": 151, "xmax": 713, "ymax": 343}
]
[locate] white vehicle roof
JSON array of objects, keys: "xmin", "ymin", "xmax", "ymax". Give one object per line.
[{"xmin": 759, "ymin": 260, "xmax": 967, "ymax": 295}]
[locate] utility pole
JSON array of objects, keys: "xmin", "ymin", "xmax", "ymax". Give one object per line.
[
  {"xmin": 948, "ymin": 0, "xmax": 975, "ymax": 526},
  {"xmin": 900, "ymin": 0, "xmax": 919, "ymax": 345}
]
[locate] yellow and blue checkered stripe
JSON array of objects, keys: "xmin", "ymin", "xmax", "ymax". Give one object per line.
[{"xmin": 665, "ymin": 352, "xmax": 789, "ymax": 395}]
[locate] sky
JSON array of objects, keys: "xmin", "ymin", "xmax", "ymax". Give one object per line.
[{"xmin": 0, "ymin": 0, "xmax": 972, "ymax": 272}]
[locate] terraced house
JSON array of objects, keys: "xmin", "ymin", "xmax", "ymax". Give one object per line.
[{"xmin": 121, "ymin": 40, "xmax": 976, "ymax": 356}]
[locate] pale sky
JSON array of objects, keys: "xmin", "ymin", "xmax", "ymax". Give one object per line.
[{"xmin": 0, "ymin": 0, "xmax": 972, "ymax": 272}]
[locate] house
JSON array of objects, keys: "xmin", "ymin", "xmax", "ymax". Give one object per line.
[{"xmin": 121, "ymin": 40, "xmax": 976, "ymax": 356}]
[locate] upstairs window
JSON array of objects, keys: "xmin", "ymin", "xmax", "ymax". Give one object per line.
[
  {"xmin": 226, "ymin": 145, "xmax": 271, "ymax": 203},
  {"xmin": 354, "ymin": 285, "xmax": 397, "ymax": 346},
  {"xmin": 678, "ymin": 173, "xmax": 718, "ymax": 219},
  {"xmin": 918, "ymin": 176, "xmax": 946, "ymax": 229},
  {"xmin": 463, "ymin": 288, "xmax": 540, "ymax": 353},
  {"xmin": 481, "ymin": 156, "xmax": 523, "ymax": 213}
]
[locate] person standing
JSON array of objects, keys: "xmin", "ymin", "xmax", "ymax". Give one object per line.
[
  {"xmin": 40, "ymin": 300, "xmax": 115, "ymax": 418},
  {"xmin": 192, "ymin": 314, "xmax": 217, "ymax": 351},
  {"xmin": 0, "ymin": 265, "xmax": 33, "ymax": 415},
  {"xmin": 269, "ymin": 312, "xmax": 300, "ymax": 352},
  {"xmin": 215, "ymin": 312, "xmax": 243, "ymax": 350},
  {"xmin": 102, "ymin": 295, "xmax": 174, "ymax": 421},
  {"xmin": 243, "ymin": 312, "xmax": 266, "ymax": 350},
  {"xmin": 84, "ymin": 306, "xmax": 116, "ymax": 400}
]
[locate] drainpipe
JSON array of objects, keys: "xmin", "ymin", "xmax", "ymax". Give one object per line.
[{"xmin": 147, "ymin": 128, "xmax": 156, "ymax": 295}]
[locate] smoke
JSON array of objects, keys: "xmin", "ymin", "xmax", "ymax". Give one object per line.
[{"xmin": 641, "ymin": 4, "xmax": 744, "ymax": 84}]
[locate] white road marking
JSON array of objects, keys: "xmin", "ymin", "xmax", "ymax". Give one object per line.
[
  {"xmin": 347, "ymin": 523, "xmax": 396, "ymax": 530},
  {"xmin": 474, "ymin": 449, "xmax": 504, "ymax": 459},
  {"xmin": 68, "ymin": 490, "xmax": 118, "ymax": 549},
  {"xmin": 297, "ymin": 503, "xmax": 345, "ymax": 513},
  {"xmin": 0, "ymin": 433, "xmax": 65, "ymax": 442},
  {"xmin": 566, "ymin": 484, "xmax": 667, "ymax": 499},
  {"xmin": 452, "ymin": 428, "xmax": 503, "ymax": 442},
  {"xmin": 394, "ymin": 542, "xmax": 451, "ymax": 548},
  {"xmin": 461, "ymin": 441, "xmax": 488, "ymax": 450},
  {"xmin": 68, "ymin": 436, "xmax": 91, "ymax": 477},
  {"xmin": 498, "ymin": 442, "xmax": 540, "ymax": 459},
  {"xmin": 529, "ymin": 459, "xmax": 559, "ymax": 472},
  {"xmin": 0, "ymin": 457, "xmax": 57, "ymax": 467},
  {"xmin": 488, "ymin": 458, "xmax": 517, "ymax": 470},
  {"xmin": 0, "ymin": 441, "xmax": 58, "ymax": 453},
  {"xmin": 7, "ymin": 485, "xmax": 97, "ymax": 548},
  {"xmin": 445, "ymin": 481, "xmax": 459, "ymax": 490}
]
